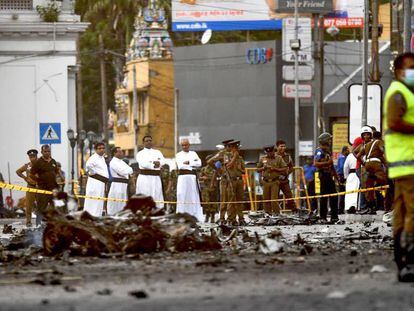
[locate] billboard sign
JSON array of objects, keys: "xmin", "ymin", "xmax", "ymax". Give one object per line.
[
  {"xmin": 173, "ymin": 0, "xmax": 364, "ymax": 32},
  {"xmin": 348, "ymin": 83, "xmax": 383, "ymax": 145},
  {"xmin": 172, "ymin": 0, "xmax": 282, "ymax": 32}
]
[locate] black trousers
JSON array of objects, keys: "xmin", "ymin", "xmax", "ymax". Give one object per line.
[
  {"xmin": 319, "ymin": 174, "xmax": 338, "ymax": 220},
  {"xmin": 306, "ymin": 180, "xmax": 317, "ymax": 211}
]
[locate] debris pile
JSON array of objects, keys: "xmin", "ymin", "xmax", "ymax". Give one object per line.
[
  {"xmin": 246, "ymin": 211, "xmax": 318, "ymax": 226},
  {"xmin": 42, "ymin": 195, "xmax": 221, "ymax": 257}
]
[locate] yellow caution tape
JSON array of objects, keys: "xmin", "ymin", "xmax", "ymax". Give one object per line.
[{"xmin": 0, "ymin": 182, "xmax": 389, "ymax": 205}]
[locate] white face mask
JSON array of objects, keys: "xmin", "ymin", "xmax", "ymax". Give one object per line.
[{"xmin": 403, "ymin": 69, "xmax": 414, "ymax": 87}]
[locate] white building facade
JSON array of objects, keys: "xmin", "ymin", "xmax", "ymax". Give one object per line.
[{"xmin": 0, "ymin": 0, "xmax": 88, "ymax": 196}]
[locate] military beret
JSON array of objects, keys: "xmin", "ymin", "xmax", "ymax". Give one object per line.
[
  {"xmin": 27, "ymin": 149, "xmax": 38, "ymax": 156},
  {"xmin": 222, "ymin": 139, "xmax": 234, "ymax": 145},
  {"xmin": 229, "ymin": 140, "xmax": 241, "ymax": 147},
  {"xmin": 263, "ymin": 145, "xmax": 275, "ymax": 152}
]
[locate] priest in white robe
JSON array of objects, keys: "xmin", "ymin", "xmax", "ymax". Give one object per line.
[
  {"xmin": 84, "ymin": 142, "xmax": 109, "ymax": 217},
  {"xmin": 175, "ymin": 138, "xmax": 203, "ymax": 222},
  {"xmin": 344, "ymin": 138, "xmax": 363, "ymax": 214},
  {"xmin": 107, "ymin": 147, "xmax": 133, "ymax": 215},
  {"xmin": 135, "ymin": 135, "xmax": 165, "ymax": 207}
]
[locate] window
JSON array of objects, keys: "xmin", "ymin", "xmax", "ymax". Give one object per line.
[
  {"xmin": 0, "ymin": 0, "xmax": 33, "ymax": 10},
  {"xmin": 115, "ymin": 94, "xmax": 130, "ymax": 133}
]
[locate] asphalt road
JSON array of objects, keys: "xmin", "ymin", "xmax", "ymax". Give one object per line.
[{"xmin": 0, "ymin": 217, "xmax": 412, "ymax": 311}]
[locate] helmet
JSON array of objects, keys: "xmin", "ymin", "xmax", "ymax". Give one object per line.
[
  {"xmin": 361, "ymin": 126, "xmax": 373, "ymax": 136},
  {"xmin": 318, "ymin": 132, "xmax": 332, "ymax": 143}
]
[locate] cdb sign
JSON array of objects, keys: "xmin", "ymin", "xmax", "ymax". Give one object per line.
[{"xmin": 246, "ymin": 48, "xmax": 273, "ymax": 65}]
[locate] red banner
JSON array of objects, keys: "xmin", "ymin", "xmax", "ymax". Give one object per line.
[{"xmin": 324, "ymin": 18, "xmax": 364, "ymax": 29}]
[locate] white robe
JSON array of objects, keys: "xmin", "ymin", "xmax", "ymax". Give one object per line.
[
  {"xmin": 344, "ymin": 153, "xmax": 360, "ymax": 211},
  {"xmin": 135, "ymin": 148, "xmax": 165, "ymax": 208},
  {"xmin": 107, "ymin": 157, "xmax": 133, "ymax": 216},
  {"xmin": 175, "ymin": 150, "xmax": 204, "ymax": 222},
  {"xmin": 84, "ymin": 153, "xmax": 109, "ymax": 217}
]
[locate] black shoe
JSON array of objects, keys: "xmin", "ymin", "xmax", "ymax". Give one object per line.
[
  {"xmin": 239, "ymin": 220, "xmax": 246, "ymax": 226},
  {"xmin": 369, "ymin": 209, "xmax": 377, "ymax": 215},
  {"xmin": 347, "ymin": 206, "xmax": 356, "ymax": 214},
  {"xmin": 399, "ymin": 266, "xmax": 414, "ymax": 282},
  {"xmin": 357, "ymin": 208, "xmax": 370, "ymax": 215},
  {"xmin": 230, "ymin": 221, "xmax": 239, "ymax": 226}
]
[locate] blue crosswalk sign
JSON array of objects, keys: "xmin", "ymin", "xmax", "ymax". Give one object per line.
[{"xmin": 39, "ymin": 123, "xmax": 61, "ymax": 144}]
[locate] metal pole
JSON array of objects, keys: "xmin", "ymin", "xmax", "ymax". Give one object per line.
[
  {"xmin": 313, "ymin": 13, "xmax": 319, "ymax": 152},
  {"xmin": 294, "ymin": 0, "xmax": 300, "ymax": 205},
  {"xmin": 404, "ymin": 0, "xmax": 412, "ymax": 52},
  {"xmin": 371, "ymin": 0, "xmax": 380, "ymax": 82},
  {"xmin": 294, "ymin": 0, "xmax": 299, "ymax": 167},
  {"xmin": 362, "ymin": 0, "xmax": 369, "ymax": 126},
  {"xmin": 132, "ymin": 64, "xmax": 138, "ymax": 155},
  {"xmin": 99, "ymin": 34, "xmax": 109, "ymax": 146},
  {"xmin": 80, "ymin": 141, "xmax": 84, "ymax": 170},
  {"xmin": 174, "ymin": 88, "xmax": 179, "ymax": 155},
  {"xmin": 71, "ymin": 146, "xmax": 75, "ymax": 194}
]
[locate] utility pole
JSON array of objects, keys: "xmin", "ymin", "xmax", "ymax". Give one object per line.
[
  {"xmin": 404, "ymin": 0, "xmax": 412, "ymax": 52},
  {"xmin": 318, "ymin": 14, "xmax": 325, "ymax": 133},
  {"xmin": 99, "ymin": 34, "xmax": 109, "ymax": 145},
  {"xmin": 76, "ymin": 40, "xmax": 84, "ymax": 132},
  {"xmin": 294, "ymin": 0, "xmax": 299, "ymax": 169},
  {"xmin": 313, "ymin": 14, "xmax": 319, "ymax": 149},
  {"xmin": 371, "ymin": 0, "xmax": 381, "ymax": 82},
  {"xmin": 362, "ymin": 0, "xmax": 369, "ymax": 126},
  {"xmin": 132, "ymin": 64, "xmax": 138, "ymax": 154}
]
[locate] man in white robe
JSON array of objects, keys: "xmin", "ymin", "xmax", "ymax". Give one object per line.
[
  {"xmin": 107, "ymin": 147, "xmax": 133, "ymax": 215},
  {"xmin": 175, "ymin": 139, "xmax": 203, "ymax": 222},
  {"xmin": 344, "ymin": 138, "xmax": 363, "ymax": 214},
  {"xmin": 84, "ymin": 142, "xmax": 109, "ymax": 217},
  {"xmin": 135, "ymin": 135, "xmax": 165, "ymax": 207}
]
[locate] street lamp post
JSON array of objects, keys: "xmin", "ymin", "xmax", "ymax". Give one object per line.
[
  {"xmin": 78, "ymin": 130, "xmax": 87, "ymax": 170},
  {"xmin": 87, "ymin": 131, "xmax": 96, "ymax": 156},
  {"xmin": 67, "ymin": 129, "xmax": 77, "ymax": 194}
]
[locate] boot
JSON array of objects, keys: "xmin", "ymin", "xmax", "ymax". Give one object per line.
[
  {"xmin": 204, "ymin": 214, "xmax": 210, "ymax": 223},
  {"xmin": 397, "ymin": 232, "xmax": 414, "ymax": 282}
]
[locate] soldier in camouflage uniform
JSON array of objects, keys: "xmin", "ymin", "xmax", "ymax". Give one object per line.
[
  {"xmin": 200, "ymin": 155, "xmax": 218, "ymax": 223},
  {"xmin": 166, "ymin": 168, "xmax": 178, "ymax": 213},
  {"xmin": 208, "ymin": 139, "xmax": 234, "ymax": 224},
  {"xmin": 226, "ymin": 140, "xmax": 246, "ymax": 226},
  {"xmin": 257, "ymin": 145, "xmax": 287, "ymax": 215}
]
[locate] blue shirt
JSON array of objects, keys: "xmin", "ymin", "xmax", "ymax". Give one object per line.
[
  {"xmin": 336, "ymin": 154, "xmax": 346, "ymax": 176},
  {"xmin": 304, "ymin": 164, "xmax": 316, "ymax": 182}
]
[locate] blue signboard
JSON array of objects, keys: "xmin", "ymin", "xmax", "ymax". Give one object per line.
[{"xmin": 39, "ymin": 123, "xmax": 61, "ymax": 145}]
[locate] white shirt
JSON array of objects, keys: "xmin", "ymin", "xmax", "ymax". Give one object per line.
[
  {"xmin": 85, "ymin": 153, "xmax": 109, "ymax": 178},
  {"xmin": 110, "ymin": 157, "xmax": 133, "ymax": 179},
  {"xmin": 343, "ymin": 153, "xmax": 358, "ymax": 179},
  {"xmin": 175, "ymin": 150, "xmax": 201, "ymax": 170},
  {"xmin": 136, "ymin": 148, "xmax": 165, "ymax": 170}
]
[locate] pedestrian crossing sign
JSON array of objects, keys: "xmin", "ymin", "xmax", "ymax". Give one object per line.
[{"xmin": 39, "ymin": 123, "xmax": 61, "ymax": 144}]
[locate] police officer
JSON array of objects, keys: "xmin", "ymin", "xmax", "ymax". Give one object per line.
[
  {"xmin": 226, "ymin": 140, "xmax": 246, "ymax": 226},
  {"xmin": 16, "ymin": 149, "xmax": 38, "ymax": 227},
  {"xmin": 200, "ymin": 155, "xmax": 218, "ymax": 223},
  {"xmin": 275, "ymin": 140, "xmax": 297, "ymax": 212},
  {"xmin": 208, "ymin": 139, "xmax": 234, "ymax": 224},
  {"xmin": 356, "ymin": 126, "xmax": 387, "ymax": 214},
  {"xmin": 383, "ymin": 52, "xmax": 414, "ymax": 282},
  {"xmin": 257, "ymin": 145, "xmax": 287, "ymax": 215},
  {"xmin": 314, "ymin": 133, "xmax": 339, "ymax": 223}
]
